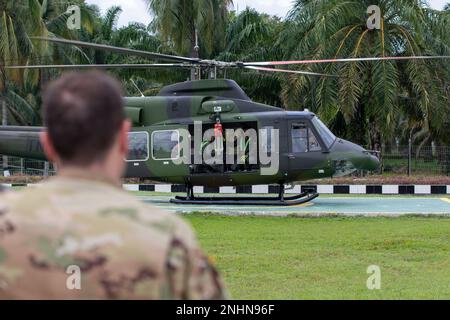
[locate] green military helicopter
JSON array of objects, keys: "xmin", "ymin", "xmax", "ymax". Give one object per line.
[{"xmin": 1, "ymin": 37, "xmax": 448, "ymax": 205}]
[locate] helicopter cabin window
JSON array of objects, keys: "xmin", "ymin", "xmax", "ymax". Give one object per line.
[
  {"xmin": 127, "ymin": 132, "xmax": 149, "ymax": 161},
  {"xmin": 291, "ymin": 123, "xmax": 322, "ymax": 153},
  {"xmin": 152, "ymin": 130, "xmax": 180, "ymax": 160}
]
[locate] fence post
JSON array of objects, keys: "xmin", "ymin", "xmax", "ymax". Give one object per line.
[
  {"xmin": 408, "ymin": 138, "xmax": 412, "ymax": 176},
  {"xmin": 44, "ymin": 161, "xmax": 49, "ymax": 177}
]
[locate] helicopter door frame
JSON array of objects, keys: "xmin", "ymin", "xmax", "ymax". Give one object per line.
[{"xmin": 287, "ymin": 119, "xmax": 328, "ymax": 173}]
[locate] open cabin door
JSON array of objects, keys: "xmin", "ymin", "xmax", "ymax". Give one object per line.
[{"xmin": 187, "ymin": 121, "xmax": 261, "ymax": 175}]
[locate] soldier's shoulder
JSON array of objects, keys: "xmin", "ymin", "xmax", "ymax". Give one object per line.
[
  {"xmin": 65, "ymin": 180, "xmax": 199, "ymax": 246},
  {"xmin": 0, "ymin": 179, "xmax": 198, "ymax": 259},
  {"xmin": 118, "ymin": 191, "xmax": 198, "ymax": 246},
  {"xmin": 0, "ymin": 183, "xmax": 55, "ymax": 215},
  {"xmin": 0, "ymin": 187, "xmax": 23, "ymax": 212}
]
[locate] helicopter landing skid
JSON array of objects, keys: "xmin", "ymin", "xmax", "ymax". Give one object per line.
[{"xmin": 170, "ymin": 185, "xmax": 319, "ymax": 206}]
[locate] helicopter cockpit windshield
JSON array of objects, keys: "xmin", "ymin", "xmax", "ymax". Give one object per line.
[{"xmin": 311, "ymin": 116, "xmax": 336, "ymax": 148}]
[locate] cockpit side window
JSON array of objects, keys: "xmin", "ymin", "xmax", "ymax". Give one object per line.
[
  {"xmin": 292, "ymin": 123, "xmax": 322, "ymax": 153},
  {"xmin": 308, "ymin": 129, "xmax": 321, "ymax": 151},
  {"xmin": 292, "ymin": 124, "xmax": 308, "ymax": 153},
  {"xmin": 291, "ymin": 123, "xmax": 322, "ymax": 153},
  {"xmin": 311, "ymin": 116, "xmax": 336, "ymax": 148}
]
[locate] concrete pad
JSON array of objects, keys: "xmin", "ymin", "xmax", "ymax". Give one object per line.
[{"xmin": 140, "ymin": 195, "xmax": 450, "ymax": 217}]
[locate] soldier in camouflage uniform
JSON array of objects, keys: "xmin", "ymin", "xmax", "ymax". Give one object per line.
[{"xmin": 0, "ymin": 71, "xmax": 226, "ymax": 299}]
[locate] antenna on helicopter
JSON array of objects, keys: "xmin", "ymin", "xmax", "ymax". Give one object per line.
[
  {"xmin": 130, "ymin": 78, "xmax": 144, "ymax": 97},
  {"xmin": 194, "ymin": 29, "xmax": 200, "ymax": 53},
  {"xmin": 191, "ymin": 29, "xmax": 201, "ymax": 81}
]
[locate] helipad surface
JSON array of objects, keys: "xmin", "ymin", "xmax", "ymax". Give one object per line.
[{"xmin": 139, "ymin": 195, "xmax": 450, "ymax": 216}]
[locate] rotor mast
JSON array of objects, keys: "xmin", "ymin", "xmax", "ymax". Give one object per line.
[
  {"xmin": 190, "ymin": 28, "xmax": 217, "ymax": 80},
  {"xmin": 191, "ymin": 29, "xmax": 200, "ymax": 81}
]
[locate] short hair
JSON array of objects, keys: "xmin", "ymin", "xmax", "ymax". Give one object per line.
[{"xmin": 42, "ymin": 71, "xmax": 125, "ymax": 166}]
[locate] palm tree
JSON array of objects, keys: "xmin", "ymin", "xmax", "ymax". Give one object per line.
[
  {"xmin": 80, "ymin": 6, "xmax": 184, "ymax": 94},
  {"xmin": 28, "ymin": 0, "xmax": 96, "ymax": 88},
  {"xmin": 1, "ymin": 0, "xmax": 96, "ymax": 126},
  {"xmin": 145, "ymin": 0, "xmax": 232, "ymax": 79},
  {"xmin": 82, "ymin": 5, "xmax": 123, "ymax": 65},
  {"xmin": 0, "ymin": 1, "xmax": 34, "ymax": 169},
  {"xmin": 112, "ymin": 22, "xmax": 187, "ymax": 93},
  {"xmin": 217, "ymin": 8, "xmax": 284, "ymax": 105},
  {"xmin": 0, "ymin": 1, "xmax": 33, "ymax": 98},
  {"xmin": 280, "ymin": 0, "xmax": 450, "ymax": 149},
  {"xmin": 0, "ymin": 0, "xmax": 95, "ymax": 170}
]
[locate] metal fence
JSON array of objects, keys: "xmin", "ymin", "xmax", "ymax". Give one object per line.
[
  {"xmin": 1, "ymin": 145, "xmax": 450, "ymax": 177},
  {"xmin": 380, "ymin": 145, "xmax": 450, "ymax": 176},
  {"xmin": 1, "ymin": 156, "xmax": 56, "ymax": 177}
]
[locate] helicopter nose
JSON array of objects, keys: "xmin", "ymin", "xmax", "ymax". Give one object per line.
[
  {"xmin": 331, "ymin": 139, "xmax": 380, "ymax": 176},
  {"xmin": 353, "ymin": 150, "xmax": 380, "ymax": 171}
]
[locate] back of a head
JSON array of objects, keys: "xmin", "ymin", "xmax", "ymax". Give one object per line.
[{"xmin": 42, "ymin": 71, "xmax": 125, "ymax": 166}]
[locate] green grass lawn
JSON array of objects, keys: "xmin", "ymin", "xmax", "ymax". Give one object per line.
[{"xmin": 184, "ymin": 215, "xmax": 450, "ymax": 299}]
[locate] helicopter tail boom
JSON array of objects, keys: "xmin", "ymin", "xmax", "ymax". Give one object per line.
[{"xmin": 0, "ymin": 127, "xmax": 46, "ymax": 161}]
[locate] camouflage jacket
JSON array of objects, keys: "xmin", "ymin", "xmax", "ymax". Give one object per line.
[{"xmin": 0, "ymin": 175, "xmax": 226, "ymax": 300}]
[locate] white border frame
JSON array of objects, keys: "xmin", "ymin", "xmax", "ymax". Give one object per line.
[
  {"xmin": 151, "ymin": 129, "xmax": 180, "ymax": 161},
  {"xmin": 125, "ymin": 131, "xmax": 150, "ymax": 162}
]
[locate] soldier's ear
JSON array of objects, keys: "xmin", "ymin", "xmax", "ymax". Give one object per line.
[
  {"xmin": 40, "ymin": 131, "xmax": 59, "ymax": 163},
  {"xmin": 119, "ymin": 119, "xmax": 132, "ymax": 155}
]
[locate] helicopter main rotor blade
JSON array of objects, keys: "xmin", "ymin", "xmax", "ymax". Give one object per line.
[
  {"xmin": 244, "ymin": 66, "xmax": 339, "ymax": 77},
  {"xmin": 5, "ymin": 63, "xmax": 192, "ymax": 70},
  {"xmin": 243, "ymin": 55, "xmax": 450, "ymax": 66},
  {"xmin": 32, "ymin": 37, "xmax": 200, "ymax": 64}
]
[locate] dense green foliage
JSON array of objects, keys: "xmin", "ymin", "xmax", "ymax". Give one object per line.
[
  {"xmin": 279, "ymin": 0, "xmax": 450, "ymax": 149},
  {"xmin": 0, "ymin": 0, "xmax": 448, "ymax": 148}
]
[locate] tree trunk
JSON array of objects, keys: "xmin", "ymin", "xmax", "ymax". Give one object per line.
[
  {"xmin": 1, "ymin": 96, "xmax": 8, "ymax": 171},
  {"xmin": 1, "ymin": 98, "xmax": 6, "ymax": 125},
  {"xmin": 348, "ymin": 102, "xmax": 366, "ymax": 146}
]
